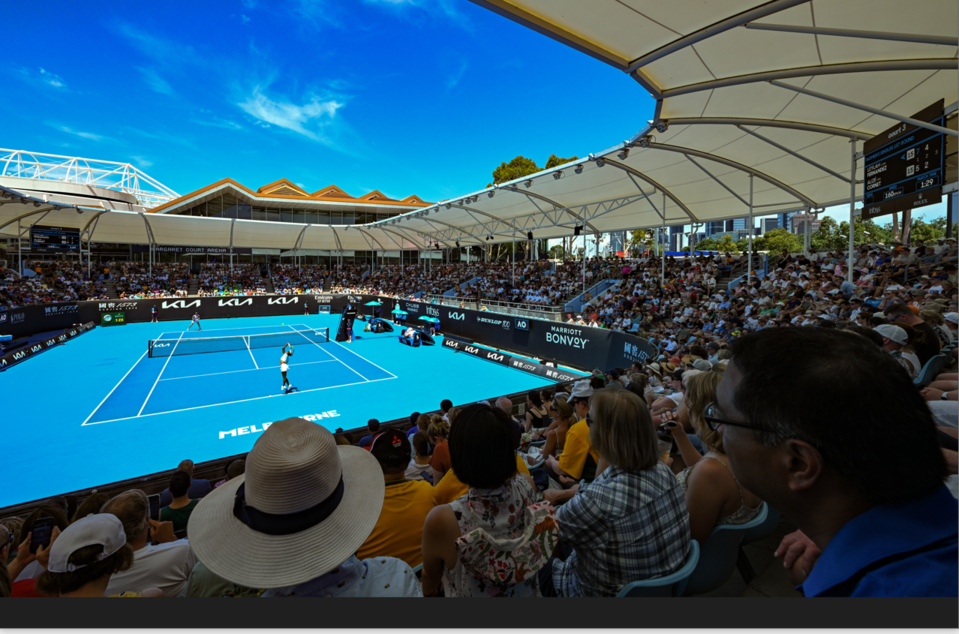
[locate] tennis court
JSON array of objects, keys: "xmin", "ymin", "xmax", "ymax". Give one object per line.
[
  {"xmin": 85, "ymin": 323, "xmax": 395, "ymax": 425},
  {"xmin": 1, "ymin": 313, "xmax": 569, "ymax": 508}
]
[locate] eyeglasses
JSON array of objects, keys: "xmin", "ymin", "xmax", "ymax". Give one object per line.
[{"xmin": 702, "ymin": 401, "xmax": 766, "ymax": 433}]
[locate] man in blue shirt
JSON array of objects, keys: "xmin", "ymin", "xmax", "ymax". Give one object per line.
[{"xmin": 714, "ymin": 328, "xmax": 957, "ymax": 597}]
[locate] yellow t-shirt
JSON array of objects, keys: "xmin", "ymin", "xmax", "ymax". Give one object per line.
[
  {"xmin": 434, "ymin": 454, "xmax": 531, "ymax": 505},
  {"xmin": 356, "ymin": 479, "xmax": 436, "ymax": 567},
  {"xmin": 558, "ymin": 419, "xmax": 600, "ymax": 480}
]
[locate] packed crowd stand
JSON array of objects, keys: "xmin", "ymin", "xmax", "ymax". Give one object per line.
[
  {"xmin": 0, "ymin": 260, "xmax": 110, "ymax": 308},
  {"xmin": 196, "ymin": 264, "xmax": 267, "ymax": 297},
  {"xmin": 2, "ymin": 236, "xmax": 956, "ymax": 599},
  {"xmin": 113, "ymin": 262, "xmax": 190, "ymax": 299}
]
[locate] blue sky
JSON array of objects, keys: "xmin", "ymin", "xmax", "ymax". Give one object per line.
[
  {"xmin": 1, "ymin": 0, "xmax": 652, "ymax": 204},
  {"xmin": 2, "ymin": 0, "xmax": 950, "ymax": 236}
]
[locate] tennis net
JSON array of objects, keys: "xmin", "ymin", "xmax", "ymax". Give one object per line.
[{"xmin": 148, "ymin": 328, "xmax": 330, "ymax": 358}]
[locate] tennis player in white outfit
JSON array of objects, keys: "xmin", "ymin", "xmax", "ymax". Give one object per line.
[{"xmin": 280, "ymin": 343, "xmax": 295, "ymax": 393}]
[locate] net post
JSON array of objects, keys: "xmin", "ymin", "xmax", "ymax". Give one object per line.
[{"xmin": 148, "ymin": 340, "xmax": 153, "ymax": 359}]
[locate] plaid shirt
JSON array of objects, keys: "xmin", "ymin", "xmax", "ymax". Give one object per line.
[{"xmin": 552, "ymin": 461, "xmax": 690, "ymax": 597}]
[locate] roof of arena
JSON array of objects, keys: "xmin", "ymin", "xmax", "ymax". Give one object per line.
[{"xmin": 0, "ymin": 0, "xmax": 956, "ymax": 253}]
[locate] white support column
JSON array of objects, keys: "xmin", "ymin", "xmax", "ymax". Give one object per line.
[
  {"xmin": 848, "ymin": 139, "xmax": 857, "ymax": 282},
  {"xmin": 748, "ymin": 174, "xmax": 754, "ymax": 281},
  {"xmin": 661, "ymin": 191, "xmax": 666, "ymax": 284},
  {"xmin": 17, "ymin": 220, "xmax": 22, "ymax": 274},
  {"xmin": 511, "ymin": 232, "xmax": 515, "ymax": 287}
]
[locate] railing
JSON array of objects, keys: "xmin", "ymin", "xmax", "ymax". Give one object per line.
[{"xmin": 421, "ymin": 295, "xmax": 565, "ymax": 321}]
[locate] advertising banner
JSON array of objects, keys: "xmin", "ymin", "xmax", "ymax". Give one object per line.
[
  {"xmin": 400, "ymin": 300, "xmax": 656, "ymax": 372},
  {"xmin": 442, "ymin": 334, "xmax": 584, "ymax": 382},
  {"xmin": 0, "ymin": 322, "xmax": 94, "ymax": 371}
]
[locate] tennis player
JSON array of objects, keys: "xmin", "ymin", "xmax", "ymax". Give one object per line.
[
  {"xmin": 188, "ymin": 312, "xmax": 201, "ymax": 331},
  {"xmin": 280, "ymin": 343, "xmax": 295, "ymax": 393},
  {"xmin": 151, "ymin": 305, "xmax": 158, "ymax": 323}
]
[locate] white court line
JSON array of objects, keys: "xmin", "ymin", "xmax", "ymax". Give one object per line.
[
  {"xmin": 287, "ymin": 325, "xmax": 368, "ymax": 382},
  {"xmin": 82, "ymin": 376, "xmax": 397, "ymax": 426},
  {"xmin": 158, "ymin": 359, "xmax": 335, "ymax": 381},
  {"xmin": 317, "ymin": 327, "xmax": 398, "ymax": 379},
  {"xmin": 138, "ymin": 330, "xmax": 185, "ymax": 416},
  {"xmin": 81, "ymin": 350, "xmax": 148, "ymax": 426},
  {"xmin": 245, "ymin": 336, "xmax": 259, "ymax": 369}
]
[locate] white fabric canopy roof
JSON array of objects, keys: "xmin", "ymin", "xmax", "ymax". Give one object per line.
[{"xmin": 3, "ymin": 2, "xmax": 957, "ymax": 252}]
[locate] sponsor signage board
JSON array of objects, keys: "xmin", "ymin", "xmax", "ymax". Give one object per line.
[
  {"xmin": 100, "ymin": 311, "xmax": 126, "ymax": 327},
  {"xmin": 442, "ymin": 333, "xmax": 582, "ymax": 382},
  {"xmin": 131, "ymin": 245, "xmax": 254, "ymax": 255},
  {"xmin": 0, "ymin": 322, "xmax": 94, "ymax": 371}
]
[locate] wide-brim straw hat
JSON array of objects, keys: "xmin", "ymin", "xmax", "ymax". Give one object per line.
[{"xmin": 188, "ymin": 418, "xmax": 385, "ymax": 589}]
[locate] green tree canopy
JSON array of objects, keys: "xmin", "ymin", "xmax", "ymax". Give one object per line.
[
  {"xmin": 714, "ymin": 234, "xmax": 740, "ymax": 253},
  {"xmin": 693, "ymin": 237, "xmax": 719, "ymax": 252},
  {"xmin": 544, "ymin": 154, "xmax": 579, "ymax": 170},
  {"xmin": 761, "ymin": 227, "xmax": 803, "ymax": 254}
]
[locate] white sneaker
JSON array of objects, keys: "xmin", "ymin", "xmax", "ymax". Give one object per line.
[{"xmin": 281, "ymin": 386, "xmax": 286, "ymax": 392}]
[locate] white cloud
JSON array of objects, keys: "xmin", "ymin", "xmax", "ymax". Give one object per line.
[
  {"xmin": 238, "ymin": 87, "xmax": 343, "ymax": 145},
  {"xmin": 240, "ymin": 0, "xmax": 257, "ymax": 7},
  {"xmin": 130, "ymin": 155, "xmax": 153, "ymax": 168},
  {"xmin": 241, "ymin": 14, "xmax": 251, "ymax": 24},
  {"xmin": 39, "ymin": 68, "xmax": 67, "ymax": 89},
  {"xmin": 364, "ymin": 0, "xmax": 471, "ymax": 28},
  {"xmin": 114, "ymin": 22, "xmax": 198, "ymax": 68},
  {"xmin": 137, "ymin": 67, "xmax": 174, "ymax": 96},
  {"xmin": 49, "ymin": 124, "xmax": 109, "ymax": 142},
  {"xmin": 446, "ymin": 61, "xmax": 468, "ymax": 90}
]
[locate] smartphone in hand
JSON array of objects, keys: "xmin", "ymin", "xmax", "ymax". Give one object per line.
[
  {"xmin": 148, "ymin": 494, "xmax": 161, "ymax": 522},
  {"xmin": 30, "ymin": 517, "xmax": 56, "ymax": 554}
]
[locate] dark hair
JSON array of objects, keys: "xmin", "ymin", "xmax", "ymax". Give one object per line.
[
  {"xmin": 844, "ymin": 324, "xmax": 884, "ymax": 347},
  {"xmin": 883, "ymin": 303, "xmax": 913, "ymax": 319},
  {"xmin": 727, "ymin": 328, "xmax": 946, "ymax": 505},
  {"xmin": 687, "ymin": 344, "xmax": 708, "ymax": 359},
  {"xmin": 72, "ymin": 493, "xmax": 111, "ymax": 524},
  {"xmin": 226, "ymin": 459, "xmax": 246, "ymax": 480},
  {"xmin": 868, "ymin": 315, "xmax": 889, "ymax": 327},
  {"xmin": 412, "ymin": 431, "xmax": 431, "ymax": 458},
  {"xmin": 21, "ymin": 506, "xmax": 68, "ymax": 544},
  {"xmin": 367, "ymin": 418, "xmax": 381, "ymax": 433},
  {"xmin": 589, "ymin": 376, "xmax": 606, "ymax": 390},
  {"xmin": 448, "ymin": 404, "xmax": 517, "ymax": 489},
  {"xmin": 36, "ymin": 543, "xmax": 134, "ymax": 596},
  {"xmin": 169, "ymin": 471, "xmax": 191, "ymax": 499},
  {"xmin": 527, "ymin": 390, "xmax": 543, "ymax": 409},
  {"xmin": 440, "ymin": 399, "xmax": 453, "ymax": 413},
  {"xmin": 409, "ymin": 412, "xmax": 421, "ymax": 427}
]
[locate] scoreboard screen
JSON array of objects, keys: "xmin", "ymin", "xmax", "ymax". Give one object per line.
[
  {"xmin": 862, "ymin": 100, "xmax": 944, "ymax": 220},
  {"xmin": 30, "ymin": 225, "xmax": 81, "ymax": 252}
]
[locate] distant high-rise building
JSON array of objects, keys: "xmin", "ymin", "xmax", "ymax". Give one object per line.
[
  {"xmin": 791, "ymin": 214, "xmax": 822, "ymax": 236},
  {"xmin": 670, "ymin": 232, "xmax": 684, "ymax": 252},
  {"xmin": 609, "ymin": 232, "xmax": 625, "ymax": 254},
  {"xmin": 760, "ymin": 218, "xmax": 780, "ymax": 234},
  {"xmin": 732, "ymin": 218, "xmax": 746, "ymax": 231},
  {"xmin": 707, "ymin": 221, "xmax": 725, "ymax": 236},
  {"xmin": 777, "ymin": 212, "xmax": 798, "ymax": 233}
]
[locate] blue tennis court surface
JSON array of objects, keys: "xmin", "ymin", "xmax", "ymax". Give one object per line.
[{"xmin": 1, "ymin": 314, "xmax": 569, "ymax": 508}]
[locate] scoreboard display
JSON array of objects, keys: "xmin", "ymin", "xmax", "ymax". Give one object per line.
[
  {"xmin": 30, "ymin": 225, "xmax": 81, "ymax": 252},
  {"xmin": 862, "ymin": 100, "xmax": 944, "ymax": 220}
]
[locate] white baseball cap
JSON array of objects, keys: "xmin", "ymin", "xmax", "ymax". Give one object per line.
[
  {"xmin": 46, "ymin": 514, "xmax": 126, "ymax": 573},
  {"xmin": 874, "ymin": 324, "xmax": 907, "ymax": 345},
  {"xmin": 944, "ymin": 312, "xmax": 959, "ymax": 325}
]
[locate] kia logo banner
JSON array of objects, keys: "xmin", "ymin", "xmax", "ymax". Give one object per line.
[
  {"xmin": 0, "ymin": 321, "xmax": 94, "ymax": 371},
  {"xmin": 399, "ymin": 299, "xmax": 656, "ymax": 374}
]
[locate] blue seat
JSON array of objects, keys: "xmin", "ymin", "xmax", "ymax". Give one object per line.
[
  {"xmin": 617, "ymin": 540, "xmax": 700, "ymax": 597},
  {"xmin": 736, "ymin": 505, "xmax": 782, "ymax": 584},
  {"xmin": 684, "ymin": 502, "xmax": 769, "ymax": 596},
  {"xmin": 914, "ymin": 353, "xmax": 947, "ymax": 388}
]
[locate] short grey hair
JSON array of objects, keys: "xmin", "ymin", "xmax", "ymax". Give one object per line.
[{"xmin": 101, "ymin": 490, "xmax": 150, "ymax": 544}]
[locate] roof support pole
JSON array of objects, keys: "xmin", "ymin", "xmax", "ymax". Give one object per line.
[
  {"xmin": 17, "ymin": 219, "xmax": 21, "ymax": 275},
  {"xmin": 736, "ymin": 125, "xmax": 852, "ymax": 182},
  {"xmin": 848, "ymin": 140, "xmax": 857, "ymax": 283},
  {"xmin": 748, "ymin": 174, "xmax": 754, "ymax": 282},
  {"xmin": 661, "ymin": 192, "xmax": 666, "ymax": 284},
  {"xmin": 769, "ymin": 79, "xmax": 959, "ymax": 138},
  {"xmin": 626, "ymin": 0, "xmax": 809, "ymax": 72},
  {"xmin": 743, "ymin": 22, "xmax": 958, "ymax": 47},
  {"xmin": 230, "ymin": 218, "xmax": 235, "ymax": 278}
]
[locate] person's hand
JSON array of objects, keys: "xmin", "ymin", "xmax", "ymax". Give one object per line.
[
  {"xmin": 148, "ymin": 519, "xmax": 177, "ymax": 544},
  {"xmin": 943, "ymin": 449, "xmax": 958, "ymax": 476},
  {"xmin": 13, "ymin": 532, "xmax": 37, "ymax": 567},
  {"xmin": 557, "ymin": 475, "xmax": 577, "ymax": 486},
  {"xmin": 920, "ymin": 387, "xmax": 944, "ymax": 402},
  {"xmin": 35, "ymin": 526, "xmax": 61, "ymax": 569},
  {"xmin": 775, "ymin": 529, "xmax": 821, "ymax": 577}
]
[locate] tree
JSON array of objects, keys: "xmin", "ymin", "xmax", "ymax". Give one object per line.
[
  {"xmin": 761, "ymin": 228, "xmax": 802, "ymax": 254},
  {"xmin": 714, "ymin": 234, "xmax": 740, "ymax": 253},
  {"xmin": 628, "ymin": 229, "xmax": 652, "ymax": 254},
  {"xmin": 489, "ymin": 156, "xmax": 540, "ymax": 187},
  {"xmin": 693, "ymin": 237, "xmax": 719, "ymax": 252},
  {"xmin": 810, "ymin": 216, "xmax": 839, "ymax": 252},
  {"xmin": 548, "ymin": 244, "xmax": 565, "ymax": 259},
  {"xmin": 544, "ymin": 154, "xmax": 579, "ymax": 170}
]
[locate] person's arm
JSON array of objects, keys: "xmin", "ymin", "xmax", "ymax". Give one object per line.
[
  {"xmin": 420, "ymin": 505, "xmax": 457, "ymax": 597},
  {"xmin": 682, "ymin": 459, "xmax": 731, "ymax": 544}
]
